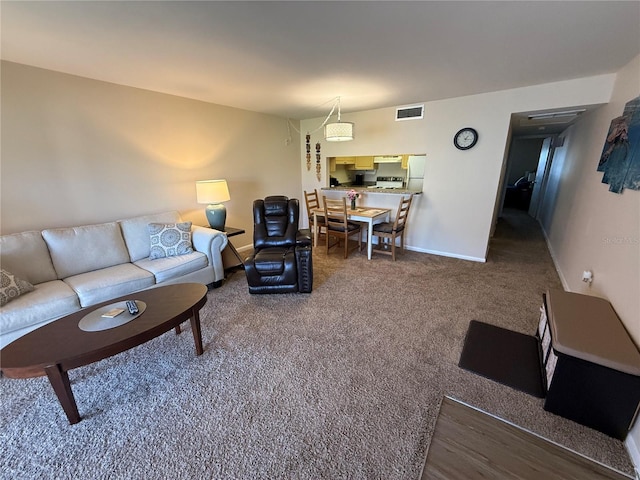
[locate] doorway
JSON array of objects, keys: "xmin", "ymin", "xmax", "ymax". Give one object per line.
[
  {"xmin": 497, "ymin": 106, "xmax": 594, "ymax": 221},
  {"xmin": 501, "ymin": 137, "xmax": 546, "ymax": 214}
]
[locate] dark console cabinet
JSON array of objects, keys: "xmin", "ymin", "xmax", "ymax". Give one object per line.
[{"xmin": 539, "ymin": 289, "xmax": 640, "ymax": 440}]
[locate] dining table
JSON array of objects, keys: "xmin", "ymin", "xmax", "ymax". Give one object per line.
[{"xmin": 311, "ymin": 206, "xmax": 391, "ymax": 260}]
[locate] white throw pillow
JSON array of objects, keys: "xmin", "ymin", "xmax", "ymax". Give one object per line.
[
  {"xmin": 148, "ymin": 222, "xmax": 193, "ymax": 260},
  {"xmin": 0, "ymin": 269, "xmax": 35, "ymax": 307}
]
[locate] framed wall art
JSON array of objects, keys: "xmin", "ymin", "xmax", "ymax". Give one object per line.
[{"xmin": 597, "ymin": 95, "xmax": 640, "ymax": 193}]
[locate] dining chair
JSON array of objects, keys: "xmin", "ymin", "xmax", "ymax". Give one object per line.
[
  {"xmin": 322, "ymin": 196, "xmax": 363, "ymax": 258},
  {"xmin": 372, "ymin": 194, "xmax": 413, "ymax": 261},
  {"xmin": 304, "ymin": 189, "xmax": 325, "ymax": 243}
]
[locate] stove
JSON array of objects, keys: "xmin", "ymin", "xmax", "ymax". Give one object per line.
[{"xmin": 374, "ymin": 176, "xmax": 404, "ymax": 189}]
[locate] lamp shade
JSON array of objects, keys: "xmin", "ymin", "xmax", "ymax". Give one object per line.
[
  {"xmin": 196, "ymin": 179, "xmax": 230, "ymax": 204},
  {"xmin": 195, "ymin": 179, "xmax": 230, "ymax": 231},
  {"xmin": 324, "ymin": 122, "xmax": 354, "ymax": 142}
]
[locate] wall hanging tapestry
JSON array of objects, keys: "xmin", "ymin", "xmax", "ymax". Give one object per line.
[
  {"xmin": 315, "ymin": 142, "xmax": 321, "ymax": 181},
  {"xmin": 597, "ymin": 95, "xmax": 640, "ymax": 193}
]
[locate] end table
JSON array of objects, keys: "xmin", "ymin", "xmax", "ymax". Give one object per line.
[{"xmin": 222, "ymin": 226, "xmax": 246, "ymax": 270}]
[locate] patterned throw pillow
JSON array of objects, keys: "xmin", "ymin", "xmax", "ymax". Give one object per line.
[
  {"xmin": 148, "ymin": 222, "xmax": 193, "ymax": 260},
  {"xmin": 0, "ymin": 269, "xmax": 35, "ymax": 307}
]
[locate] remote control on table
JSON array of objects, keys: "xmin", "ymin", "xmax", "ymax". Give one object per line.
[{"xmin": 126, "ymin": 300, "xmax": 139, "ymax": 315}]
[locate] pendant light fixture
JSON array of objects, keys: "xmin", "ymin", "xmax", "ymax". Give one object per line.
[{"xmin": 324, "ymin": 97, "xmax": 354, "ymax": 142}]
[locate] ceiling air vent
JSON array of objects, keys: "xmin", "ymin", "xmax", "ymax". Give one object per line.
[{"xmin": 396, "ymin": 104, "xmax": 424, "ymax": 121}]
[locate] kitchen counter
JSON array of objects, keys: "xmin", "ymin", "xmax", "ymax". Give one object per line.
[{"xmin": 322, "ymin": 186, "xmax": 421, "ymax": 195}]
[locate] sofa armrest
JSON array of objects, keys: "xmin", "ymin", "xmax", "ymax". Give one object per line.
[
  {"xmin": 191, "ymin": 225, "xmax": 229, "ymax": 283},
  {"xmin": 295, "ymin": 229, "xmax": 313, "ymax": 292},
  {"xmin": 296, "ymin": 229, "xmax": 312, "ymax": 247},
  {"xmin": 295, "ymin": 244, "xmax": 313, "ymax": 293}
]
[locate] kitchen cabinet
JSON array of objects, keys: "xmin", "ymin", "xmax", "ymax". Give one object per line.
[
  {"xmin": 334, "ymin": 156, "xmax": 356, "ymax": 165},
  {"xmin": 401, "ymin": 155, "xmax": 409, "ymax": 169},
  {"xmin": 349, "ymin": 156, "xmax": 374, "ymax": 170},
  {"xmin": 539, "ymin": 289, "xmax": 640, "ymax": 440},
  {"xmin": 329, "ymin": 158, "xmax": 336, "ymax": 172},
  {"xmin": 355, "ymin": 156, "xmax": 374, "ymax": 170}
]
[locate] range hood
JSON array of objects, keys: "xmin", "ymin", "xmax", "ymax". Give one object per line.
[{"xmin": 373, "ymin": 155, "xmax": 402, "ymax": 164}]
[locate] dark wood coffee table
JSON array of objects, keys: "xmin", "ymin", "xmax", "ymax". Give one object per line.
[{"xmin": 0, "ymin": 283, "xmax": 208, "ymax": 424}]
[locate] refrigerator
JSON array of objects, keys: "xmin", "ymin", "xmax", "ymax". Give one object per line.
[{"xmin": 406, "ymin": 155, "xmax": 426, "ymax": 191}]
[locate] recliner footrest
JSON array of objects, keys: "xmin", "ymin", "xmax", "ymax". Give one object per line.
[{"xmin": 252, "ymin": 248, "xmax": 291, "ymax": 275}]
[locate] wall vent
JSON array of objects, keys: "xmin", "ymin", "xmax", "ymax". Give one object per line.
[{"xmin": 396, "ymin": 104, "xmax": 424, "ymax": 121}]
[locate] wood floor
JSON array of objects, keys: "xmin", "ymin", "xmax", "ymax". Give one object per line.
[{"xmin": 420, "ymin": 397, "xmax": 632, "ymax": 480}]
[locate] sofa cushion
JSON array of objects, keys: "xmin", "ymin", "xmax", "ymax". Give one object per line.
[
  {"xmin": 63, "ymin": 263, "xmax": 155, "ymax": 307},
  {"xmin": 148, "ymin": 222, "xmax": 193, "ymax": 259},
  {"xmin": 0, "ymin": 231, "xmax": 58, "ymax": 284},
  {"xmin": 135, "ymin": 251, "xmax": 208, "ymax": 283},
  {"xmin": 42, "ymin": 222, "xmax": 130, "ymax": 279},
  {"xmin": 0, "ymin": 269, "xmax": 35, "ymax": 307},
  {"xmin": 0, "ymin": 280, "xmax": 80, "ymax": 335},
  {"xmin": 119, "ymin": 211, "xmax": 182, "ymax": 262}
]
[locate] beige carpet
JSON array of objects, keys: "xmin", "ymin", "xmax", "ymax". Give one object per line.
[{"xmin": 0, "ymin": 209, "xmax": 634, "ymax": 478}]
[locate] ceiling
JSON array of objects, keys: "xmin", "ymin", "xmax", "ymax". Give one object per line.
[{"xmin": 2, "ymin": 1, "xmax": 639, "ymax": 121}]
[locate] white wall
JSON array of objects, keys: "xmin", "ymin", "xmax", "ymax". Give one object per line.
[
  {"xmin": 301, "ymin": 75, "xmax": 615, "ymax": 261},
  {"xmin": 0, "ymin": 61, "xmax": 301, "ymax": 249},
  {"xmin": 539, "ymin": 55, "xmax": 639, "ymax": 343},
  {"xmin": 536, "ymin": 55, "xmax": 640, "ymax": 464}
]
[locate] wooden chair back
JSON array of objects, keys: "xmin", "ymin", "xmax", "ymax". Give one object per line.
[
  {"xmin": 371, "ymin": 194, "xmax": 413, "ymax": 261},
  {"xmin": 304, "ymin": 189, "xmax": 321, "ymax": 217},
  {"xmin": 322, "ymin": 196, "xmax": 362, "ymax": 258},
  {"xmin": 323, "ymin": 197, "xmax": 349, "ymax": 230},
  {"xmin": 392, "ymin": 195, "xmax": 413, "ymax": 232},
  {"xmin": 305, "ymin": 189, "xmax": 326, "ymax": 243}
]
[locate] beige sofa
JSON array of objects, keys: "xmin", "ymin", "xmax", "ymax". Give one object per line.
[{"xmin": 0, "ymin": 211, "xmax": 228, "ymax": 347}]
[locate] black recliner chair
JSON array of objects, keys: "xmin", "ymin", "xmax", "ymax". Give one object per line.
[{"xmin": 245, "ymin": 196, "xmax": 313, "ymax": 294}]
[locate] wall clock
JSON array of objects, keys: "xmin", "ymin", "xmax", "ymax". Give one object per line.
[{"xmin": 454, "ymin": 127, "xmax": 478, "ymax": 150}]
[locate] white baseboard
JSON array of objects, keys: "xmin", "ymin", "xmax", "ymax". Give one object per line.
[
  {"xmin": 540, "ymin": 224, "xmax": 569, "ymax": 291},
  {"xmin": 405, "ymin": 245, "xmax": 486, "ymax": 263}
]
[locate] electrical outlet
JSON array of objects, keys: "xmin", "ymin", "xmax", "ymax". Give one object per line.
[
  {"xmin": 581, "ymin": 270, "xmax": 593, "ymax": 284},
  {"xmin": 284, "ymin": 137, "xmax": 292, "ymax": 146}
]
